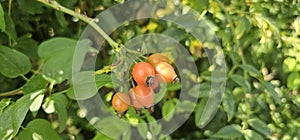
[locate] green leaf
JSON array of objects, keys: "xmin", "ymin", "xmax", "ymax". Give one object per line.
[
  {"xmin": 42, "ymin": 94, "xmax": 68, "ymax": 132},
  {"xmin": 12, "ymin": 90, "xmax": 44, "ymax": 136},
  {"xmin": 197, "ymin": 88, "xmax": 223, "ymax": 128},
  {"xmin": 211, "ymin": 124, "xmax": 243, "ymax": 138},
  {"xmin": 188, "ymin": 84, "xmax": 201, "ymax": 98},
  {"xmin": 243, "ymin": 129, "xmax": 264, "ymax": 140},
  {"xmin": 162, "ymin": 99, "xmax": 176, "ymax": 121},
  {"xmin": 18, "ymin": 119, "xmax": 61, "ymax": 140},
  {"xmin": 42, "ymin": 97, "xmax": 55, "ymax": 114},
  {"xmin": 55, "ymin": 12, "xmax": 69, "ymax": 27},
  {"xmin": 239, "ymin": 64, "xmax": 260, "ymax": 77},
  {"xmin": 52, "ymin": 94, "xmax": 68, "ymax": 132},
  {"xmin": 93, "ymin": 132, "xmax": 114, "ymax": 140},
  {"xmin": 137, "ymin": 119, "xmax": 148, "ymax": 139},
  {"xmin": 199, "ymin": 82, "xmax": 212, "ymax": 97},
  {"xmin": 14, "ymin": 37, "xmax": 39, "ymax": 63},
  {"xmin": 222, "ymin": 90, "xmax": 235, "ymax": 121},
  {"xmin": 0, "ymin": 98, "xmax": 10, "ymax": 115},
  {"xmin": 195, "ymin": 98, "xmax": 208, "ymax": 127},
  {"xmin": 0, "ymin": 4, "xmax": 5, "ymax": 32},
  {"xmin": 235, "ymin": 17, "xmax": 246, "ymax": 39},
  {"xmin": 176, "ymin": 100, "xmax": 195, "ymax": 113},
  {"xmin": 38, "ymin": 37, "xmax": 77, "ymax": 83},
  {"xmin": 162, "ymin": 27, "xmax": 186, "ymax": 41},
  {"xmin": 0, "ymin": 105, "xmax": 14, "ymax": 139},
  {"xmin": 0, "ymin": 45, "xmax": 31, "ymax": 78},
  {"xmin": 166, "ymin": 82, "xmax": 181, "ymax": 91},
  {"xmin": 17, "ymin": 0, "xmax": 44, "ymax": 15},
  {"xmin": 282, "ymin": 57, "xmax": 297, "ymax": 73},
  {"xmin": 4, "ymin": 14, "xmax": 17, "ymax": 42},
  {"xmin": 95, "ymin": 117, "xmax": 130, "ymax": 140},
  {"xmin": 0, "ymin": 89, "xmax": 44, "ymax": 139},
  {"xmin": 67, "ymin": 71, "xmax": 98, "ymax": 100},
  {"xmin": 287, "ymin": 72, "xmax": 300, "ymax": 90},
  {"xmin": 23, "ymin": 75, "xmax": 47, "ymax": 95},
  {"xmin": 230, "ymin": 74, "xmax": 251, "ymax": 92},
  {"xmin": 154, "ymin": 83, "xmax": 167, "ymax": 104},
  {"xmin": 263, "ymin": 82, "xmax": 281, "ymax": 104},
  {"xmin": 57, "ymin": 0, "xmax": 78, "ymax": 8},
  {"xmin": 95, "ymin": 74, "xmax": 112, "ymax": 89},
  {"xmin": 29, "ymin": 94, "xmax": 44, "ymax": 117},
  {"xmin": 247, "ymin": 118, "xmax": 272, "ymax": 137}
]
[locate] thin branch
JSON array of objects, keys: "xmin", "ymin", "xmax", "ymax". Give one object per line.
[
  {"xmin": 0, "ymin": 87, "xmax": 23, "ymax": 97},
  {"xmin": 37, "ymin": 0, "xmax": 121, "ymax": 52}
]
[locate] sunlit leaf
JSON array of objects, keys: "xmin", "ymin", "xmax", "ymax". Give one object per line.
[{"xmin": 287, "ymin": 72, "xmax": 300, "ymax": 90}]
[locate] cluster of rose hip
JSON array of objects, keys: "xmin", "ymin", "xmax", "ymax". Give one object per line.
[{"xmin": 111, "ymin": 53, "xmax": 179, "ymax": 118}]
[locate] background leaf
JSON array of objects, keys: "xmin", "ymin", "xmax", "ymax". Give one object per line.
[
  {"xmin": 67, "ymin": 71, "xmax": 99, "ymax": 100},
  {"xmin": 263, "ymin": 82, "xmax": 281, "ymax": 104},
  {"xmin": 243, "ymin": 129, "xmax": 264, "ymax": 140},
  {"xmin": 230, "ymin": 74, "xmax": 251, "ymax": 92},
  {"xmin": 18, "ymin": 119, "xmax": 61, "ymax": 140},
  {"xmin": 211, "ymin": 124, "xmax": 243, "ymax": 138},
  {"xmin": 0, "ymin": 4, "xmax": 5, "ymax": 32},
  {"xmin": 222, "ymin": 90, "xmax": 235, "ymax": 121},
  {"xmin": 239, "ymin": 64, "xmax": 261, "ymax": 77},
  {"xmin": 247, "ymin": 118, "xmax": 272, "ymax": 137},
  {"xmin": 51, "ymin": 94, "xmax": 68, "ymax": 132},
  {"xmin": 17, "ymin": 0, "xmax": 44, "ymax": 15},
  {"xmin": 0, "ymin": 45, "xmax": 31, "ymax": 78},
  {"xmin": 95, "ymin": 117, "xmax": 130, "ymax": 140},
  {"xmin": 162, "ymin": 99, "xmax": 176, "ymax": 121}
]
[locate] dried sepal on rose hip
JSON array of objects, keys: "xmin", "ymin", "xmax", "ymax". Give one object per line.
[
  {"xmin": 112, "ymin": 92, "xmax": 131, "ymax": 118},
  {"xmin": 132, "ymin": 62, "xmax": 155, "ymax": 87},
  {"xmin": 151, "ymin": 74, "xmax": 166, "ymax": 93}
]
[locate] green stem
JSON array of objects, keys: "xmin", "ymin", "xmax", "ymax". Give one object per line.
[
  {"xmin": 20, "ymin": 75, "xmax": 29, "ymax": 81},
  {"xmin": 228, "ymin": 65, "xmax": 238, "ymax": 76},
  {"xmin": 95, "ymin": 65, "xmax": 112, "ymax": 75},
  {"xmin": 8, "ymin": 0, "xmax": 12, "ymax": 16},
  {"xmin": 37, "ymin": 0, "xmax": 121, "ymax": 52},
  {"xmin": 216, "ymin": 0, "xmax": 247, "ymax": 78},
  {"xmin": 48, "ymin": 81, "xmax": 55, "ymax": 95},
  {"xmin": 0, "ymin": 87, "xmax": 23, "ymax": 97},
  {"xmin": 8, "ymin": 0, "xmax": 13, "ymax": 46},
  {"xmin": 53, "ymin": 89, "xmax": 69, "ymax": 95}
]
